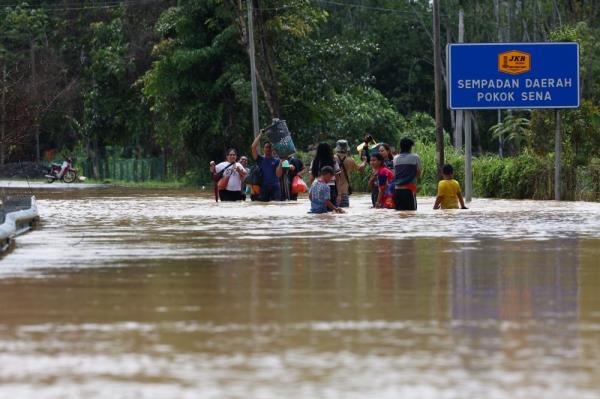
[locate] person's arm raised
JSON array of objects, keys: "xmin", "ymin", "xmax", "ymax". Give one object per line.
[{"xmin": 251, "ymin": 131, "xmax": 263, "ymax": 160}]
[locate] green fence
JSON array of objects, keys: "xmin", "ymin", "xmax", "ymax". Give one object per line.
[{"xmin": 81, "ymin": 157, "xmax": 166, "ymax": 182}]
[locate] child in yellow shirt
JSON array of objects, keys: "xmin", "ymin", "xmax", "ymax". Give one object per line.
[{"xmin": 433, "ymin": 164, "xmax": 468, "ymax": 210}]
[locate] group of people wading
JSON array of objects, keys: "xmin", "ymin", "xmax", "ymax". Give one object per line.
[{"xmin": 209, "ymin": 131, "xmax": 467, "ymax": 213}]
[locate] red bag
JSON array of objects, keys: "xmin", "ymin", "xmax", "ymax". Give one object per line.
[
  {"xmin": 217, "ymin": 175, "xmax": 230, "ymax": 190},
  {"xmin": 291, "ymin": 175, "xmax": 308, "ymax": 194}
]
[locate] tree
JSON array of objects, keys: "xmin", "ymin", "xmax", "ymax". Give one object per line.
[
  {"xmin": 144, "ymin": 1, "xmax": 252, "ymax": 173},
  {"xmin": 0, "ymin": 4, "xmax": 50, "ymax": 162}
]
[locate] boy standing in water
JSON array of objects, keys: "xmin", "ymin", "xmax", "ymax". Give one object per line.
[
  {"xmin": 433, "ymin": 164, "xmax": 468, "ymax": 210},
  {"xmin": 309, "ymin": 166, "xmax": 345, "ymax": 214}
]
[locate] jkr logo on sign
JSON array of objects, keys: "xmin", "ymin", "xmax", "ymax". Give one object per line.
[{"xmin": 498, "ymin": 50, "xmax": 530, "ymax": 74}]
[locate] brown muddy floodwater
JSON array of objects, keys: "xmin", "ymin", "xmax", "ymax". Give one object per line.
[{"xmin": 0, "ymin": 188, "xmax": 599, "ymax": 399}]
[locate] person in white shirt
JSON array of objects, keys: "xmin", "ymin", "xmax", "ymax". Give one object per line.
[{"xmin": 209, "ymin": 148, "xmax": 248, "ymax": 201}]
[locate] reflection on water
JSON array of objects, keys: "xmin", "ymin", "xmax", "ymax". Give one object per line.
[{"xmin": 0, "ymin": 189, "xmax": 599, "ymax": 399}]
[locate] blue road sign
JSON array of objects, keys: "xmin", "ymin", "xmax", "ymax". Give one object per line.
[{"xmin": 447, "ymin": 42, "xmax": 579, "ymax": 110}]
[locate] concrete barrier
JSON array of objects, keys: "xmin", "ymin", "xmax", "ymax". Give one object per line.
[{"xmin": 0, "ymin": 196, "xmax": 39, "ymax": 254}]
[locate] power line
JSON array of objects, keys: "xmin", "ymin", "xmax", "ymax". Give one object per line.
[
  {"xmin": 0, "ymin": 0, "xmax": 165, "ymax": 12},
  {"xmin": 254, "ymin": 0, "xmax": 457, "ymax": 20},
  {"xmin": 316, "ymin": 0, "xmax": 427, "ymax": 15}
]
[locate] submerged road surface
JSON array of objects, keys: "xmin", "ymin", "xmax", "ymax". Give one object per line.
[{"xmin": 1, "ymin": 188, "xmax": 599, "ymax": 399}]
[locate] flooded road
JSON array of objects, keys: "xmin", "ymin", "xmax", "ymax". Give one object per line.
[{"xmin": 1, "ymin": 188, "xmax": 600, "ymax": 399}]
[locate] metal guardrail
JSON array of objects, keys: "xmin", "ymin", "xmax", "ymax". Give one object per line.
[{"xmin": 0, "ymin": 196, "xmax": 39, "ymax": 255}]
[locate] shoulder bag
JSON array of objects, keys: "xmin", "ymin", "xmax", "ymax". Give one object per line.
[{"xmin": 214, "ymin": 162, "xmax": 234, "ymax": 190}]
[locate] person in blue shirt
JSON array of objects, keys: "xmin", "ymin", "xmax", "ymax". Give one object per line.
[
  {"xmin": 251, "ymin": 130, "xmax": 283, "ymax": 201},
  {"xmin": 309, "ymin": 166, "xmax": 344, "ymax": 214}
]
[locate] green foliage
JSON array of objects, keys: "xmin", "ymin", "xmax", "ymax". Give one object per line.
[
  {"xmin": 83, "ymin": 17, "xmax": 141, "ymax": 146},
  {"xmin": 399, "ymin": 112, "xmax": 451, "ymax": 147},
  {"xmin": 530, "ymin": 100, "xmax": 600, "ymax": 165},
  {"xmin": 489, "ymin": 113, "xmax": 532, "ymax": 152},
  {"xmin": 549, "ymin": 22, "xmax": 600, "ymax": 104},
  {"xmin": 0, "ymin": 3, "xmax": 49, "ymax": 53},
  {"xmin": 473, "ymin": 151, "xmax": 554, "ymax": 199},
  {"xmin": 576, "ymin": 158, "xmax": 600, "ymax": 202},
  {"xmin": 143, "ymin": 2, "xmax": 250, "ymax": 167},
  {"xmin": 323, "ymin": 86, "xmax": 405, "ymax": 146}
]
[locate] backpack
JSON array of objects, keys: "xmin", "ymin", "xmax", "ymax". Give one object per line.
[{"xmin": 244, "ymin": 164, "xmax": 263, "ymax": 186}]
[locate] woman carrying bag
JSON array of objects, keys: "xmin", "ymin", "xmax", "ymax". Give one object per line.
[{"xmin": 209, "ymin": 148, "xmax": 247, "ymax": 202}]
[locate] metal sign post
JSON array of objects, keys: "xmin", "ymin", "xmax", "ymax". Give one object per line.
[
  {"xmin": 555, "ymin": 110, "xmax": 561, "ymax": 200},
  {"xmin": 464, "ymin": 110, "xmax": 472, "ymax": 202}
]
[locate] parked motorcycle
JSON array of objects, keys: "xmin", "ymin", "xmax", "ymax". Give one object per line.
[{"xmin": 45, "ymin": 158, "xmax": 77, "ymax": 183}]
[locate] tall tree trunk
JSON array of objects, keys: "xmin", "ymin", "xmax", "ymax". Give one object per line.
[
  {"xmin": 520, "ymin": 0, "xmax": 530, "ymax": 42},
  {"xmin": 552, "ymin": 0, "xmax": 562, "ymax": 26},
  {"xmin": 92, "ymin": 137, "xmax": 99, "ymax": 179},
  {"xmin": 444, "ymin": 3, "xmax": 454, "ymax": 139},
  {"xmin": 31, "ymin": 40, "xmax": 40, "ymax": 162}
]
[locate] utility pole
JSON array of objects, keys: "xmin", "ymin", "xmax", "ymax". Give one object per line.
[
  {"xmin": 247, "ymin": 0, "xmax": 260, "ymax": 138},
  {"xmin": 496, "ymin": 0, "xmax": 504, "ymax": 157},
  {"xmin": 465, "ymin": 110, "xmax": 472, "ymax": 202},
  {"xmin": 454, "ymin": 9, "xmax": 464, "ymax": 149},
  {"xmin": 433, "ymin": 0, "xmax": 444, "ymax": 177}
]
